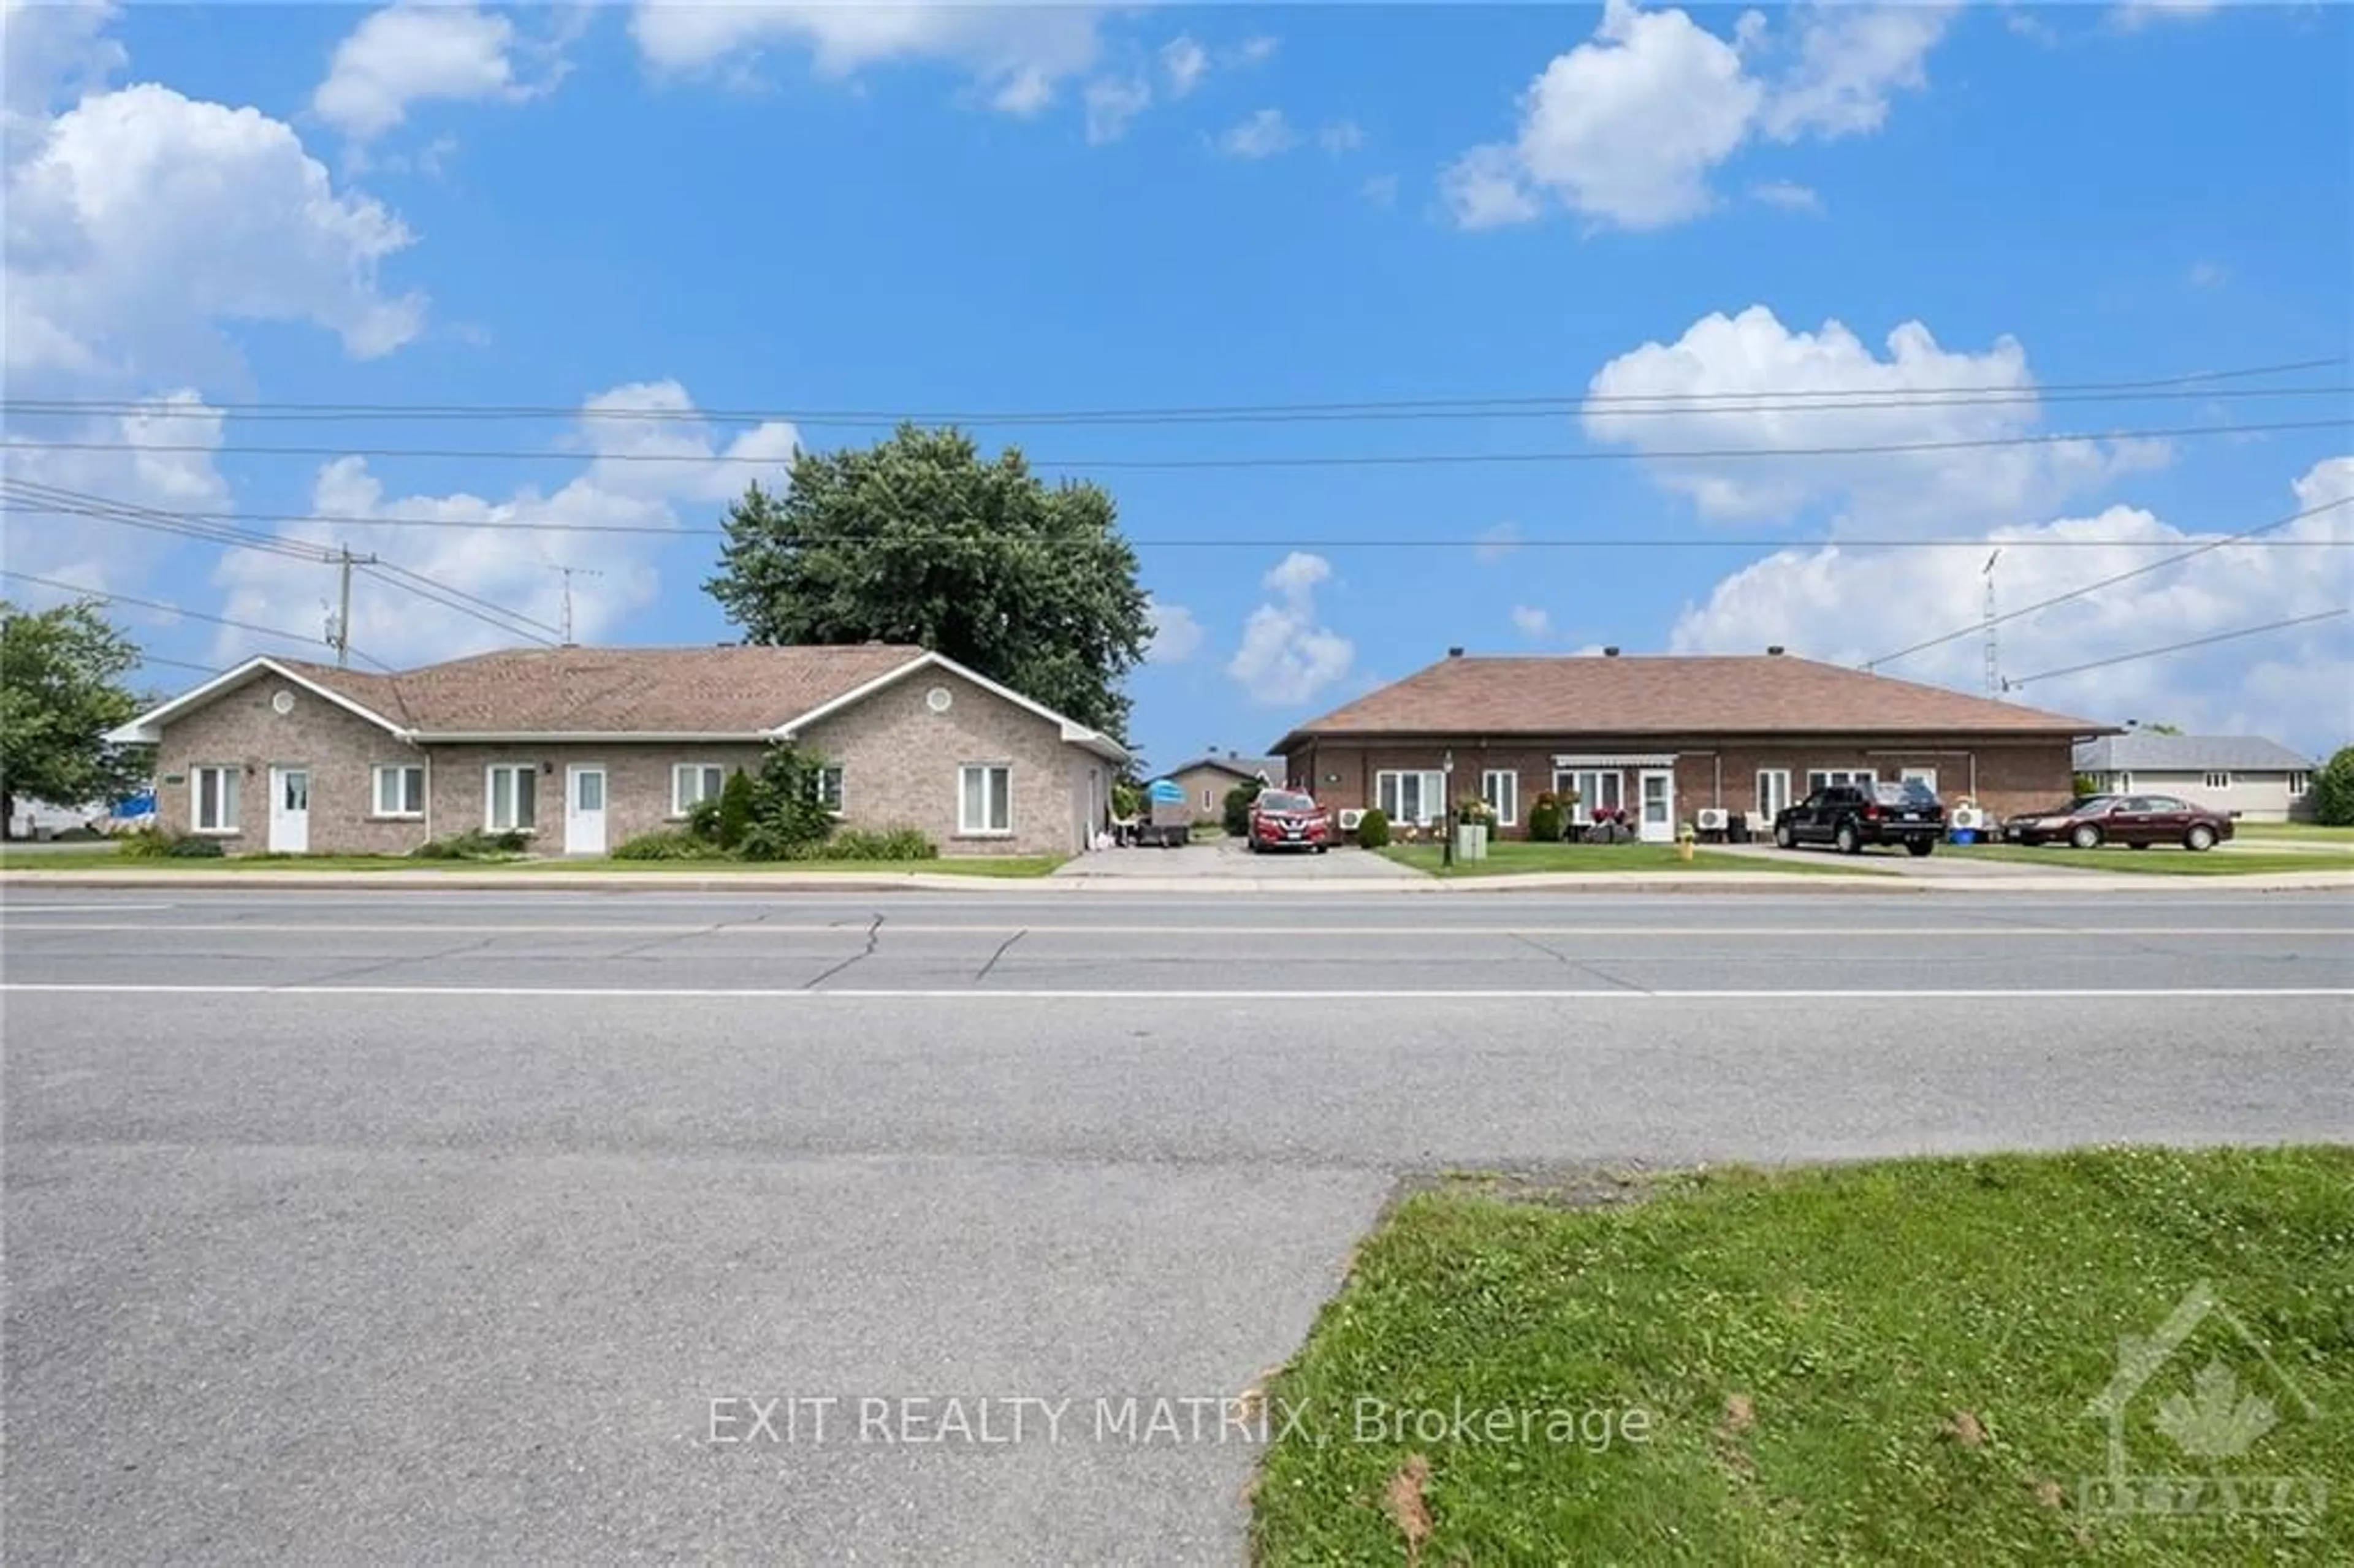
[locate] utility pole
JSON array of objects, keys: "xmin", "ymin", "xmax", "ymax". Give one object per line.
[
  {"xmin": 1981, "ymin": 548, "xmax": 2003, "ymax": 696},
  {"xmin": 332, "ymin": 545, "xmax": 378, "ymax": 668},
  {"xmin": 549, "ymin": 564, "xmax": 603, "ymax": 646}
]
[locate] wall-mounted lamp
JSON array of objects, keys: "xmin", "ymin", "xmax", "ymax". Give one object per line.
[{"xmin": 542, "ymin": 761, "xmax": 555, "ymax": 775}]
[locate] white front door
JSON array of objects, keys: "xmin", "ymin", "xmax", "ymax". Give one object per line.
[
  {"xmin": 1638, "ymin": 769, "xmax": 1675, "ymax": 843},
  {"xmin": 565, "ymin": 765, "xmax": 608, "ymax": 855},
  {"xmin": 267, "ymin": 767, "xmax": 310, "ymax": 853}
]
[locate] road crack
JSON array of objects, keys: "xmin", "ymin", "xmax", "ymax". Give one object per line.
[
  {"xmin": 803, "ymin": 913, "xmax": 884, "ymax": 990},
  {"xmin": 1509, "ymin": 931, "xmax": 1655, "ymax": 995},
  {"xmin": 974, "ymin": 929, "xmax": 1027, "ymax": 985}
]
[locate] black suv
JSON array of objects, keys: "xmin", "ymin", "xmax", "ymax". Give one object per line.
[{"xmin": 1773, "ymin": 779, "xmax": 1945, "ymax": 856}]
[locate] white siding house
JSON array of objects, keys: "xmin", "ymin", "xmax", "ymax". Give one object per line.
[{"xmin": 2073, "ymin": 733, "xmax": 2319, "ymax": 823}]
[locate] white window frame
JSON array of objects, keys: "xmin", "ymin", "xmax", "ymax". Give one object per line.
[
  {"xmin": 1480, "ymin": 769, "xmax": 1519, "ymax": 826},
  {"xmin": 815, "ymin": 764, "xmax": 845, "ymax": 814},
  {"xmin": 2288, "ymin": 771, "xmax": 2310, "ymax": 798},
  {"xmin": 371, "ymin": 762, "xmax": 426, "ymax": 818},
  {"xmin": 1374, "ymin": 769, "xmax": 1445, "ymax": 827},
  {"xmin": 1807, "ymin": 768, "xmax": 1877, "ymax": 792},
  {"xmin": 485, "ymin": 763, "xmax": 539, "ymax": 832},
  {"xmin": 1553, "ymin": 769, "xmax": 1624, "ymax": 824},
  {"xmin": 672, "ymin": 763, "xmax": 726, "ymax": 818},
  {"xmin": 191, "ymin": 764, "xmax": 240, "ymax": 834},
  {"xmin": 1755, "ymin": 768, "xmax": 1792, "ymax": 821},
  {"xmin": 959, "ymin": 763, "xmax": 1011, "ymax": 836},
  {"xmin": 2203, "ymin": 771, "xmax": 2231, "ymax": 790},
  {"xmin": 1202, "ymin": 786, "xmax": 1214, "ymax": 810}
]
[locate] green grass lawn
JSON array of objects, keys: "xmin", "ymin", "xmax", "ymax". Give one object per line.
[
  {"xmin": 0, "ymin": 847, "xmax": 1064, "ymax": 877},
  {"xmin": 1376, "ymin": 841, "xmax": 1892, "ymax": 877},
  {"xmin": 1254, "ymin": 1147, "xmax": 2354, "ymax": 1566},
  {"xmin": 1945, "ymin": 843, "xmax": 2350, "ymax": 876},
  {"xmin": 2231, "ymin": 822, "xmax": 2354, "ymax": 848}
]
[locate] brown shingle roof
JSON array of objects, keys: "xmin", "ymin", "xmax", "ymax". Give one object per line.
[
  {"xmin": 1275, "ymin": 653, "xmax": 2111, "ymax": 747},
  {"xmin": 281, "ymin": 645, "xmax": 927, "ymax": 733}
]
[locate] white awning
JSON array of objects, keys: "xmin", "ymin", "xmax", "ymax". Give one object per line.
[{"xmin": 1551, "ymin": 754, "xmax": 1678, "ymax": 767}]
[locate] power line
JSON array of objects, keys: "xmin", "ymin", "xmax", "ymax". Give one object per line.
[
  {"xmin": 3, "ymin": 416, "xmax": 2347, "ymax": 471},
  {"xmin": 2005, "ymin": 609, "xmax": 2349, "ymax": 688},
  {"xmin": 0, "ymin": 568, "xmax": 391, "ymax": 669},
  {"xmin": 6, "ymin": 383, "xmax": 2347, "ymax": 431},
  {"xmin": 9, "ymin": 479, "xmax": 2351, "ymax": 551},
  {"xmin": 2, "ymin": 355, "xmax": 2335, "ymax": 427},
  {"xmin": 3, "ymin": 479, "xmax": 566, "ymax": 644},
  {"xmin": 132, "ymin": 650, "xmax": 227, "ymax": 676},
  {"xmin": 1862, "ymin": 493, "xmax": 2353, "ymax": 669}
]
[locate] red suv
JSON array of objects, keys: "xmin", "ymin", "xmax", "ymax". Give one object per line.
[{"xmin": 1245, "ymin": 790, "xmax": 1332, "ymax": 854}]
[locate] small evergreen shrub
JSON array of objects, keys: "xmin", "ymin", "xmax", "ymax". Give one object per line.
[
  {"xmin": 716, "ymin": 767, "xmax": 756, "ymax": 849},
  {"xmin": 1355, "ymin": 807, "xmax": 1392, "ymax": 848},
  {"xmin": 816, "ymin": 827, "xmax": 939, "ymax": 861},
  {"xmin": 409, "ymin": 829, "xmax": 529, "ymax": 861},
  {"xmin": 164, "ymin": 834, "xmax": 225, "ymax": 858},
  {"xmin": 612, "ymin": 830, "xmax": 723, "ymax": 861},
  {"xmin": 1222, "ymin": 779, "xmax": 1265, "ymax": 837},
  {"xmin": 1528, "ymin": 800, "xmax": 1565, "ymax": 843}
]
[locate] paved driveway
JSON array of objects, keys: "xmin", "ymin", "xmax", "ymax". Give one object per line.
[{"xmin": 1054, "ymin": 837, "xmax": 1422, "ymax": 881}]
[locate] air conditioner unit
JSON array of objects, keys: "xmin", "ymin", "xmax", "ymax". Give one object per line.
[
  {"xmin": 1696, "ymin": 808, "xmax": 1728, "ymax": 831},
  {"xmin": 1338, "ymin": 809, "xmax": 1365, "ymax": 831}
]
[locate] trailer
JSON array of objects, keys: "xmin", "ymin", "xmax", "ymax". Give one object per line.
[{"xmin": 1133, "ymin": 779, "xmax": 1192, "ymax": 848}]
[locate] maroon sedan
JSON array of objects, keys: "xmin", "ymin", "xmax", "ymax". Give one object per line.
[
  {"xmin": 2001, "ymin": 793, "xmax": 2234, "ymax": 851},
  {"xmin": 1244, "ymin": 789, "xmax": 1332, "ymax": 854}
]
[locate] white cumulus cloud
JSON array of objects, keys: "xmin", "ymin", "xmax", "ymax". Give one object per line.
[
  {"xmin": 1510, "ymin": 605, "xmax": 1555, "ymax": 640},
  {"xmin": 208, "ymin": 382, "xmax": 802, "ymax": 667},
  {"xmin": 630, "ymin": 1, "xmax": 1106, "ymax": 116},
  {"xmin": 1582, "ymin": 305, "xmax": 2169, "ymax": 530},
  {"xmin": 1444, "ymin": 1, "xmax": 1954, "ymax": 232},
  {"xmin": 1144, "ymin": 598, "xmax": 1205, "ymax": 664},
  {"xmin": 312, "ymin": 4, "xmax": 534, "ymax": 142},
  {"xmin": 1228, "ymin": 552, "xmax": 1354, "ymax": 705},
  {"xmin": 1668, "ymin": 456, "xmax": 2354, "ymax": 753},
  {"xmin": 1217, "ymin": 108, "xmax": 1297, "ymax": 159}
]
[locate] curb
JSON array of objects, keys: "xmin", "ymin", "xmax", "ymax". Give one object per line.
[{"xmin": 6, "ymin": 869, "xmax": 2350, "ymax": 895}]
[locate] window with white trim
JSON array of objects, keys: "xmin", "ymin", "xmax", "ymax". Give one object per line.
[
  {"xmin": 1553, "ymin": 769, "xmax": 1624, "ymax": 824},
  {"xmin": 486, "ymin": 764, "xmax": 538, "ymax": 831},
  {"xmin": 1374, "ymin": 769, "xmax": 1444, "ymax": 826},
  {"xmin": 672, "ymin": 764, "xmax": 725, "ymax": 816},
  {"xmin": 815, "ymin": 765, "xmax": 845, "ymax": 813},
  {"xmin": 1480, "ymin": 769, "xmax": 1518, "ymax": 826},
  {"xmin": 1755, "ymin": 768, "xmax": 1792, "ymax": 821},
  {"xmin": 1807, "ymin": 768, "xmax": 1877, "ymax": 792},
  {"xmin": 192, "ymin": 766, "xmax": 240, "ymax": 833},
  {"xmin": 2203, "ymin": 771, "xmax": 2231, "ymax": 790},
  {"xmin": 959, "ymin": 764, "xmax": 1011, "ymax": 834},
  {"xmin": 2288, "ymin": 771, "xmax": 2311, "ymax": 797},
  {"xmin": 372, "ymin": 763, "xmax": 425, "ymax": 818},
  {"xmin": 1202, "ymin": 787, "xmax": 1214, "ymax": 810}
]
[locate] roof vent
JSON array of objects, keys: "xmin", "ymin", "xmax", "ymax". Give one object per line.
[
  {"xmin": 1766, "ymin": 644, "xmax": 1786, "ymax": 657},
  {"xmin": 1447, "ymin": 646, "xmax": 1465, "ymax": 658},
  {"xmin": 1602, "ymin": 645, "xmax": 1621, "ymax": 657}
]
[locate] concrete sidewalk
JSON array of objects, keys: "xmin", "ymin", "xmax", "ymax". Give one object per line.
[{"xmin": 6, "ymin": 867, "xmax": 2352, "ymax": 894}]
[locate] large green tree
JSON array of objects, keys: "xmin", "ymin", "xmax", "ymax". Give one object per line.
[
  {"xmin": 706, "ymin": 424, "xmax": 1152, "ymax": 740},
  {"xmin": 0, "ymin": 598, "xmax": 148, "ymax": 835},
  {"xmin": 2310, "ymin": 744, "xmax": 2354, "ymax": 827}
]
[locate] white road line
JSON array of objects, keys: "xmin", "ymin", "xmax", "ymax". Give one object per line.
[
  {"xmin": 0, "ymin": 904, "xmax": 177, "ymax": 915},
  {"xmin": 4, "ymin": 983, "xmax": 2350, "ymax": 1000},
  {"xmin": 0, "ymin": 923, "xmax": 2345, "ymax": 938}
]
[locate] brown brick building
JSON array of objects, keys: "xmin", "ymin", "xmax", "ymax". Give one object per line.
[
  {"xmin": 1271, "ymin": 649, "xmax": 2116, "ymax": 840},
  {"xmin": 107, "ymin": 645, "xmax": 1127, "ymax": 858}
]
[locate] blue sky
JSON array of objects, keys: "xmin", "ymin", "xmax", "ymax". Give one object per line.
[{"xmin": 3, "ymin": 1, "xmax": 2348, "ymax": 768}]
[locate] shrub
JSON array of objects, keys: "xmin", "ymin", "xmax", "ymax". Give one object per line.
[
  {"xmin": 613, "ymin": 829, "xmax": 724, "ymax": 861},
  {"xmin": 814, "ymin": 827, "xmax": 938, "ymax": 861},
  {"xmin": 737, "ymin": 742, "xmax": 837, "ymax": 860},
  {"xmin": 409, "ymin": 829, "xmax": 528, "ymax": 861},
  {"xmin": 2072, "ymin": 772, "xmax": 2100, "ymax": 797},
  {"xmin": 2313, "ymin": 745, "xmax": 2354, "ymax": 826},
  {"xmin": 1355, "ymin": 807, "xmax": 1391, "ymax": 848},
  {"xmin": 116, "ymin": 826, "xmax": 224, "ymax": 858},
  {"xmin": 715, "ymin": 767, "xmax": 756, "ymax": 849},
  {"xmin": 1528, "ymin": 799, "xmax": 1564, "ymax": 843},
  {"xmin": 1221, "ymin": 778, "xmax": 1265, "ymax": 837}
]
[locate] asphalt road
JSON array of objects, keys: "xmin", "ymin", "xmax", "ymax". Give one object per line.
[{"xmin": 5, "ymin": 887, "xmax": 2351, "ymax": 1565}]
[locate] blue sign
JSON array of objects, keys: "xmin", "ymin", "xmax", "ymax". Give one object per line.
[{"xmin": 1145, "ymin": 778, "xmax": 1187, "ymax": 804}]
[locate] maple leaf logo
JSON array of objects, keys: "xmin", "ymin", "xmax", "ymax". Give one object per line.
[{"xmin": 2152, "ymin": 1360, "xmax": 2277, "ymax": 1458}]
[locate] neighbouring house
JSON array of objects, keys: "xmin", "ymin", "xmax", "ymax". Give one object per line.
[
  {"xmin": 104, "ymin": 644, "xmax": 1129, "ymax": 858},
  {"xmin": 1161, "ymin": 752, "xmax": 1282, "ymax": 822},
  {"xmin": 1271, "ymin": 647, "xmax": 2117, "ymax": 842},
  {"xmin": 2073, "ymin": 733, "xmax": 2320, "ymax": 822}
]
